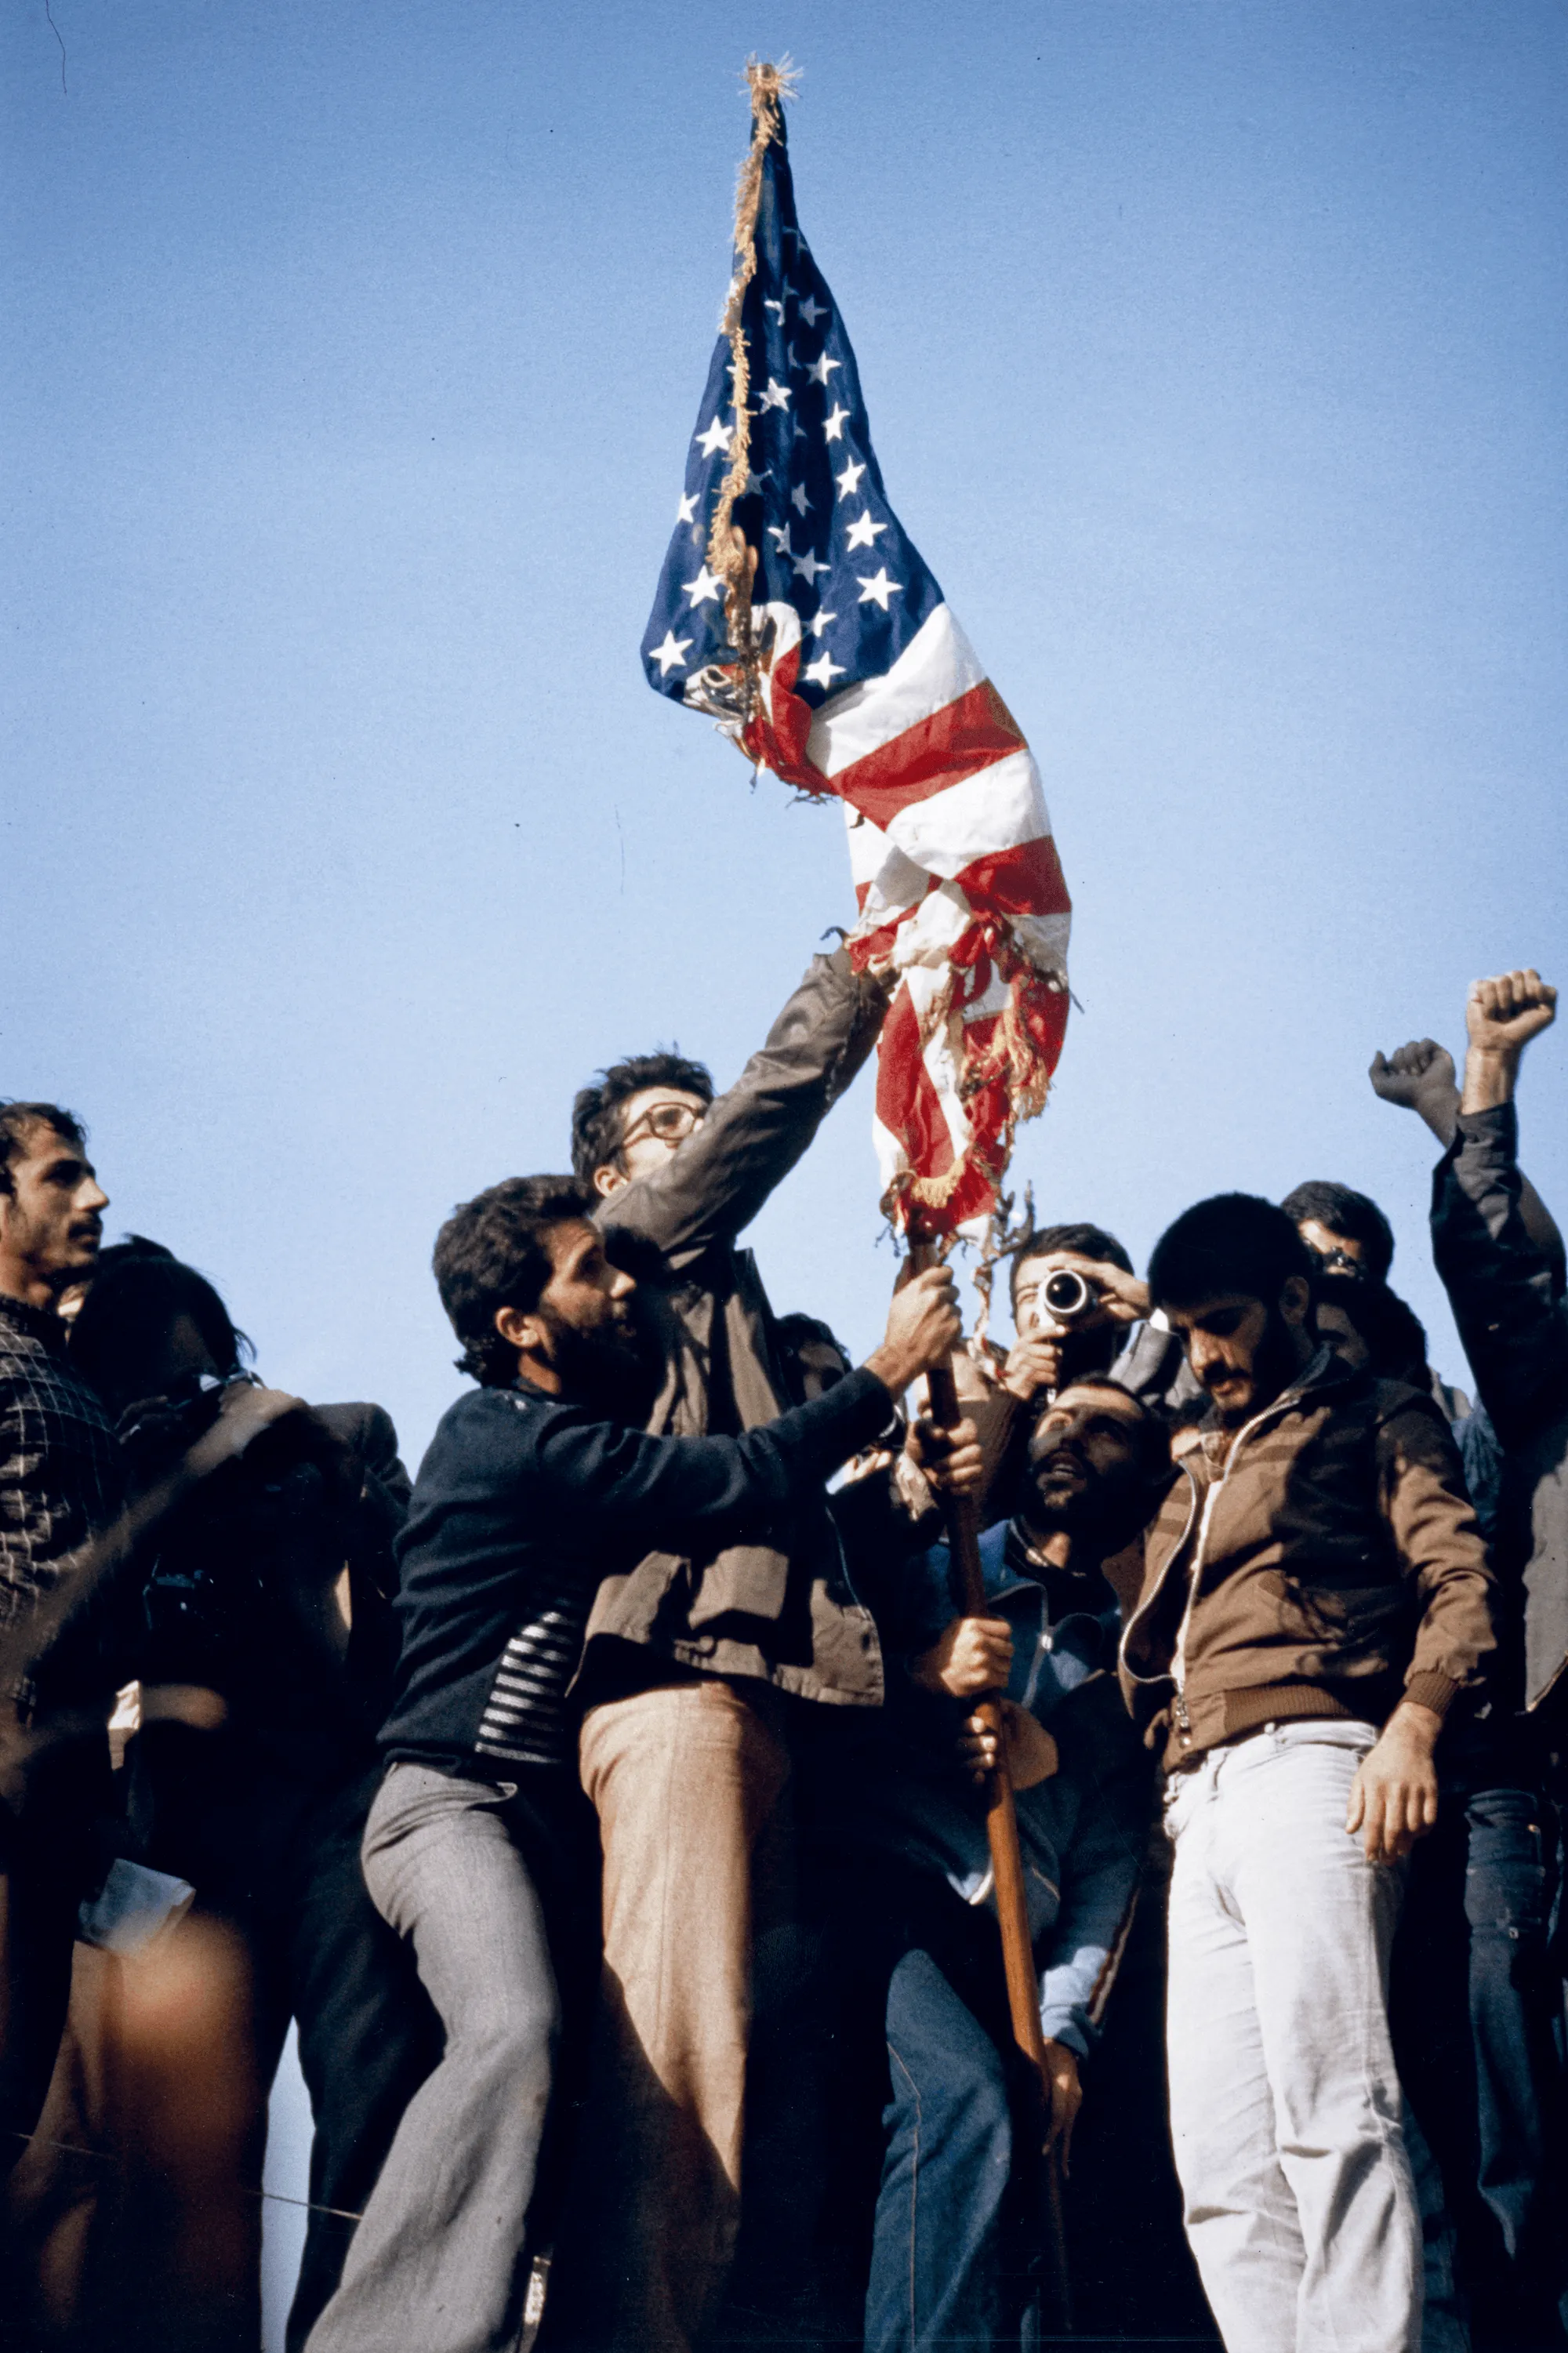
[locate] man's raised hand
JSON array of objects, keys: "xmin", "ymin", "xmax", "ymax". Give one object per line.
[
  {"xmin": 1466, "ymin": 969, "xmax": 1557, "ymax": 1058},
  {"xmin": 867, "ymin": 1265, "xmax": 963, "ymax": 1396},
  {"xmin": 1460, "ymin": 970, "xmax": 1557, "ymax": 1116},
  {"xmin": 1368, "ymin": 1038, "xmax": 1459, "ymax": 1142}
]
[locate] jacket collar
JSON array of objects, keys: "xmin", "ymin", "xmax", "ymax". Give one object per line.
[
  {"xmin": 1189, "ymin": 1341, "xmax": 1352, "ymax": 1465},
  {"xmin": 0, "ymin": 1291, "xmax": 70, "ymax": 1353}
]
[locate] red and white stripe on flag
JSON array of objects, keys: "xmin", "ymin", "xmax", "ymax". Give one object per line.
[{"xmin": 742, "ymin": 601, "xmax": 1071, "ymax": 1235}]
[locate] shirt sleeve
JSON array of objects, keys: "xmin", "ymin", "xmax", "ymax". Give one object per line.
[{"xmin": 595, "ymin": 950, "xmax": 888, "ymax": 1269}]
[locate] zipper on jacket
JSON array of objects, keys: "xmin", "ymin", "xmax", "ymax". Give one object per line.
[{"xmin": 1164, "ymin": 1379, "xmax": 1312, "ymax": 1743}]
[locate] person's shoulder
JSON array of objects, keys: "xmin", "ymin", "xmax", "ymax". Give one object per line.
[{"xmin": 311, "ymin": 1398, "xmax": 397, "ymax": 1456}]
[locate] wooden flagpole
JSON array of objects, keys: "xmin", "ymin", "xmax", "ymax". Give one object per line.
[{"xmin": 909, "ymin": 1237, "xmax": 1073, "ymax": 2333}]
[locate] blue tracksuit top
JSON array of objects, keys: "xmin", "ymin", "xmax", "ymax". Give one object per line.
[{"xmin": 849, "ymin": 1520, "xmax": 1153, "ymax": 2057}]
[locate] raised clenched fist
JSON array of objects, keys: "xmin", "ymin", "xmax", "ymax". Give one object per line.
[
  {"xmin": 1466, "ymin": 969, "xmax": 1557, "ymax": 1058},
  {"xmin": 1367, "ymin": 1038, "xmax": 1460, "ymax": 1142},
  {"xmin": 1368, "ymin": 1037, "xmax": 1454, "ymax": 1109}
]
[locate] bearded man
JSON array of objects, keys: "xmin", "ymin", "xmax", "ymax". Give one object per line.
[
  {"xmin": 307, "ymin": 1173, "xmax": 966, "ymax": 2353},
  {"xmin": 1122, "ymin": 1193, "xmax": 1498, "ymax": 2353}
]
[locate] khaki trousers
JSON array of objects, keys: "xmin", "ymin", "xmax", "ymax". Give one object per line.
[{"xmin": 552, "ymin": 1677, "xmax": 790, "ymax": 2353}]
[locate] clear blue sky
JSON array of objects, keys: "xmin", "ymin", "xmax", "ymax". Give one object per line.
[{"xmin": 5, "ymin": 0, "xmax": 1565, "ymax": 1467}]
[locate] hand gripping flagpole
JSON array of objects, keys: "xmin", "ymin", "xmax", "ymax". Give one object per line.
[{"xmin": 909, "ymin": 1236, "xmax": 1073, "ymax": 2333}]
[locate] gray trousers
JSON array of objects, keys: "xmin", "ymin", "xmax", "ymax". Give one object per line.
[{"xmin": 306, "ymin": 1762, "xmax": 566, "ymax": 2353}]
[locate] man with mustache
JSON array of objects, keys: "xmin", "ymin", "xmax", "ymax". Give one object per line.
[
  {"xmin": 1122, "ymin": 1193, "xmax": 1499, "ymax": 2353},
  {"xmin": 0, "ymin": 1102, "xmax": 119, "ymax": 2170},
  {"xmin": 308, "ymin": 1172, "xmax": 966, "ymax": 2353},
  {"xmin": 826, "ymin": 1378, "xmax": 1164, "ymax": 2352}
]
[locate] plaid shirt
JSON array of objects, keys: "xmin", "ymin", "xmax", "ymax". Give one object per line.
[{"xmin": 0, "ymin": 1295, "xmax": 121, "ymax": 1639}]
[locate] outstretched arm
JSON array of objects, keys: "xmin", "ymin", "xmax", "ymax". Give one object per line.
[
  {"xmin": 536, "ymin": 1265, "xmax": 963, "ymax": 1543},
  {"xmin": 597, "ymin": 947, "xmax": 890, "ymax": 1270}
]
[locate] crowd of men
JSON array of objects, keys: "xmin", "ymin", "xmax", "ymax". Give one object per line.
[{"xmin": 0, "ymin": 946, "xmax": 1563, "ymax": 2353}]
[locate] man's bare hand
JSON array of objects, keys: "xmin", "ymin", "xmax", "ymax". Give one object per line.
[
  {"xmin": 1000, "ymin": 1334, "xmax": 1065, "ymax": 1404},
  {"xmin": 913, "ymin": 1614, "xmax": 1012, "ymax": 1700},
  {"xmin": 1461, "ymin": 971, "xmax": 1557, "ymax": 1114},
  {"xmin": 1345, "ymin": 1702, "xmax": 1441, "ymax": 1864},
  {"xmin": 1467, "ymin": 970, "xmax": 1557, "ymax": 1058},
  {"xmin": 1368, "ymin": 1039, "xmax": 1460, "ymax": 1144},
  {"xmin": 905, "ymin": 1415, "xmax": 985, "ymax": 1499},
  {"xmin": 1041, "ymin": 2039, "xmax": 1083, "ymax": 2166},
  {"xmin": 958, "ymin": 1698, "xmax": 1058, "ymax": 1790},
  {"xmin": 182, "ymin": 1384, "xmax": 306, "ymax": 1478},
  {"xmin": 868, "ymin": 1267, "xmax": 963, "ymax": 1396}
]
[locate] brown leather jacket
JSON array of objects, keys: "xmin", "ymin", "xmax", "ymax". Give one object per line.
[{"xmin": 1119, "ymin": 1346, "xmax": 1497, "ymax": 1774}]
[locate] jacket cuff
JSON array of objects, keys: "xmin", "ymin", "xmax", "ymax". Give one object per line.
[
  {"xmin": 1038, "ymin": 2006, "xmax": 1090, "ymax": 2061},
  {"xmin": 1403, "ymin": 1669, "xmax": 1460, "ymax": 1719}
]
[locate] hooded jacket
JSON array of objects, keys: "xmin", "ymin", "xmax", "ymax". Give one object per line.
[{"xmin": 1119, "ymin": 1345, "xmax": 1497, "ymax": 1774}]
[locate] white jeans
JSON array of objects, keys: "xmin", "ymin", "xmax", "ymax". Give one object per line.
[{"xmin": 1164, "ymin": 1720, "xmax": 1422, "ymax": 2353}]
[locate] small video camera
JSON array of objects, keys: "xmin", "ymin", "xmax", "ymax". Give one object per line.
[{"xmin": 1037, "ymin": 1267, "xmax": 1098, "ymax": 1324}]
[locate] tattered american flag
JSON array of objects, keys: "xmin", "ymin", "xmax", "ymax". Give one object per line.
[{"xmin": 642, "ymin": 71, "xmax": 1070, "ymax": 1236}]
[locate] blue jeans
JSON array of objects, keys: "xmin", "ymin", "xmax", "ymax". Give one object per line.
[
  {"xmin": 1393, "ymin": 1785, "xmax": 1565, "ymax": 2348},
  {"xmin": 863, "ymin": 1893, "xmax": 1022, "ymax": 2353}
]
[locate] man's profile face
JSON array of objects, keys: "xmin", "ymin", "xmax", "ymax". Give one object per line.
[
  {"xmin": 1023, "ymin": 1382, "xmax": 1158, "ymax": 1550},
  {"xmin": 593, "ymin": 1087, "xmax": 709, "ymax": 1197},
  {"xmin": 537, "ymin": 1221, "xmax": 639, "ymax": 1352},
  {"xmin": 1163, "ymin": 1284, "xmax": 1308, "ymax": 1427},
  {"xmin": 0, "ymin": 1125, "xmax": 109, "ymax": 1296}
]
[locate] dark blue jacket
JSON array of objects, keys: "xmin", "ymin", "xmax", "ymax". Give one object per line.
[
  {"xmin": 379, "ymin": 1365, "xmax": 894, "ymax": 1775},
  {"xmin": 847, "ymin": 1521, "xmax": 1152, "ymax": 2057}
]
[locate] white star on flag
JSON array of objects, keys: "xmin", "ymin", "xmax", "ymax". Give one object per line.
[
  {"xmin": 792, "ymin": 550, "xmax": 829, "ymax": 585},
  {"xmin": 802, "ymin": 648, "xmax": 845, "ymax": 688},
  {"xmin": 684, "ymin": 565, "xmax": 726, "ymax": 606},
  {"xmin": 835, "ymin": 459, "xmax": 866, "ymax": 499},
  {"xmin": 806, "ymin": 352, "xmax": 841, "ymax": 387},
  {"xmin": 808, "ymin": 608, "xmax": 837, "ymax": 637},
  {"xmin": 649, "ymin": 629, "xmax": 692, "ymax": 676},
  {"xmin": 797, "ymin": 293, "xmax": 826, "ymax": 325},
  {"xmin": 694, "ymin": 416, "xmax": 732, "ymax": 457},
  {"xmin": 757, "ymin": 377, "xmax": 792, "ymax": 412},
  {"xmin": 765, "ymin": 522, "xmax": 794, "ymax": 555},
  {"xmin": 677, "ymin": 492, "xmax": 698, "ymax": 525},
  {"xmin": 822, "ymin": 403, "xmax": 851, "ymax": 442},
  {"xmin": 845, "ymin": 510, "xmax": 887, "ymax": 550},
  {"xmin": 856, "ymin": 567, "xmax": 901, "ymax": 609},
  {"xmin": 790, "ymin": 482, "xmax": 812, "ymax": 516}
]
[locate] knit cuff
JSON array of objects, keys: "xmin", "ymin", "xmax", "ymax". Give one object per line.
[{"xmin": 1403, "ymin": 1669, "xmax": 1460, "ymax": 1719}]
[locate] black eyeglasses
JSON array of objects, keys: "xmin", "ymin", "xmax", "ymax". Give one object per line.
[{"xmin": 620, "ymin": 1102, "xmax": 706, "ymax": 1151}]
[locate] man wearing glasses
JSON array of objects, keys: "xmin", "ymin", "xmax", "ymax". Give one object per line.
[{"xmin": 553, "ymin": 944, "xmax": 896, "ymax": 2353}]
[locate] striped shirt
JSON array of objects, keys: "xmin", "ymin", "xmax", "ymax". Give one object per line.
[{"xmin": 475, "ymin": 1590, "xmax": 592, "ymax": 1769}]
